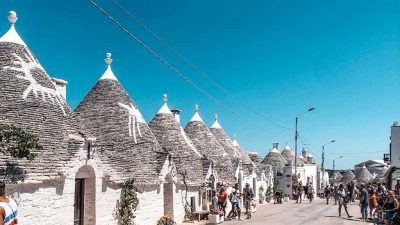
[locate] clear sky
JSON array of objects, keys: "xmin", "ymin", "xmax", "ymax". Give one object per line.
[{"xmin": 2, "ymin": 0, "xmax": 400, "ymax": 170}]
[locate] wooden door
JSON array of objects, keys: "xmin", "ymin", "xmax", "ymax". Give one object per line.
[{"xmin": 74, "ymin": 179, "xmax": 85, "ymax": 225}]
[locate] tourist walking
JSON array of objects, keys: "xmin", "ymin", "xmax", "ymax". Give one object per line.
[
  {"xmin": 334, "ymin": 186, "xmax": 339, "ymax": 205},
  {"xmin": 217, "ymin": 186, "xmax": 228, "ymax": 219},
  {"xmin": 296, "ymin": 182, "xmax": 304, "ymax": 204},
  {"xmin": 324, "ymin": 185, "xmax": 331, "ymax": 204},
  {"xmin": 349, "ymin": 181, "xmax": 356, "ymax": 202},
  {"xmin": 304, "ymin": 183, "xmax": 309, "ymax": 200},
  {"xmin": 338, "ymin": 183, "xmax": 351, "ymax": 218},
  {"xmin": 0, "ymin": 181, "xmax": 18, "ymax": 225},
  {"xmin": 359, "ymin": 184, "xmax": 369, "ymax": 222},
  {"xmin": 243, "ymin": 183, "xmax": 254, "ymax": 219},
  {"xmin": 227, "ymin": 183, "xmax": 242, "ymax": 221},
  {"xmin": 369, "ymin": 189, "xmax": 377, "ymax": 220},
  {"xmin": 383, "ymin": 191, "xmax": 398, "ymax": 225},
  {"xmin": 308, "ymin": 184, "xmax": 314, "ymax": 203}
]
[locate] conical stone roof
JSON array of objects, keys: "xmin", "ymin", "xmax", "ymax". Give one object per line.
[
  {"xmin": 281, "ymin": 144, "xmax": 295, "ymax": 162},
  {"xmin": 74, "ymin": 53, "xmax": 163, "ymax": 184},
  {"xmin": 340, "ymin": 170, "xmax": 356, "ymax": 183},
  {"xmin": 333, "ymin": 171, "xmax": 343, "ymax": 184},
  {"xmin": 355, "ymin": 165, "xmax": 372, "ymax": 184},
  {"xmin": 0, "ymin": 11, "xmax": 75, "ymax": 182},
  {"xmin": 229, "ymin": 134, "xmax": 255, "ymax": 176},
  {"xmin": 262, "ymin": 148, "xmax": 287, "ymax": 172},
  {"xmin": 184, "ymin": 105, "xmax": 235, "ymax": 183},
  {"xmin": 248, "ymin": 152, "xmax": 266, "ymax": 176},
  {"xmin": 149, "ymin": 95, "xmax": 206, "ymax": 184},
  {"xmin": 209, "ymin": 114, "xmax": 240, "ymax": 160}
]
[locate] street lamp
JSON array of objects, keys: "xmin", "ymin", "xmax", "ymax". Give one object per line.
[
  {"xmin": 321, "ymin": 140, "xmax": 336, "ymax": 172},
  {"xmin": 333, "ymin": 156, "xmax": 343, "ymax": 172},
  {"xmin": 321, "ymin": 140, "xmax": 336, "ymax": 189},
  {"xmin": 294, "ymin": 107, "xmax": 315, "ymax": 176}
]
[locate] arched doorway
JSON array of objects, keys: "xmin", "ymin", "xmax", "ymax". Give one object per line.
[
  {"xmin": 74, "ymin": 165, "xmax": 96, "ymax": 225},
  {"xmin": 163, "ymin": 173, "xmax": 174, "ymax": 219}
]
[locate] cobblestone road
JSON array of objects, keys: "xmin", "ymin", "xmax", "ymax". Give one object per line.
[{"xmin": 212, "ymin": 198, "xmax": 375, "ymax": 225}]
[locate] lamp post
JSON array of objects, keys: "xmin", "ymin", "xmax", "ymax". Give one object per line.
[
  {"xmin": 321, "ymin": 140, "xmax": 336, "ymax": 188},
  {"xmin": 294, "ymin": 107, "xmax": 315, "ymax": 176},
  {"xmin": 333, "ymin": 156, "xmax": 343, "ymax": 172}
]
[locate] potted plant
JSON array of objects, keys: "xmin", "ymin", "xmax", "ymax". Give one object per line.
[
  {"xmin": 258, "ymin": 186, "xmax": 265, "ymax": 204},
  {"xmin": 208, "ymin": 208, "xmax": 224, "ymax": 224},
  {"xmin": 265, "ymin": 186, "xmax": 273, "ymax": 203},
  {"xmin": 284, "ymin": 194, "xmax": 290, "ymax": 202},
  {"xmin": 156, "ymin": 215, "xmax": 176, "ymax": 225}
]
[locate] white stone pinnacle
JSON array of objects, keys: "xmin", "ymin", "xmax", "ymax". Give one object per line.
[
  {"xmin": 190, "ymin": 104, "xmax": 203, "ymax": 122},
  {"xmin": 163, "ymin": 94, "xmax": 167, "ymax": 103},
  {"xmin": 100, "ymin": 53, "xmax": 118, "ymax": 81},
  {"xmin": 8, "ymin": 11, "xmax": 17, "ymax": 25},
  {"xmin": 270, "ymin": 148, "xmax": 280, "ymax": 153},
  {"xmin": 211, "ymin": 113, "xmax": 222, "ymax": 129},
  {"xmin": 157, "ymin": 94, "xmax": 172, "ymax": 115},
  {"xmin": 0, "ymin": 11, "xmax": 27, "ymax": 46},
  {"xmin": 232, "ymin": 134, "xmax": 240, "ymax": 147}
]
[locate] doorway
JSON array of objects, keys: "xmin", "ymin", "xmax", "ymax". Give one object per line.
[
  {"xmin": 74, "ymin": 166, "xmax": 96, "ymax": 225},
  {"xmin": 163, "ymin": 173, "xmax": 174, "ymax": 219},
  {"xmin": 74, "ymin": 179, "xmax": 85, "ymax": 225}
]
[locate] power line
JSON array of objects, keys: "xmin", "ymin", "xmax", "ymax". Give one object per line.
[
  {"xmin": 327, "ymin": 151, "xmax": 386, "ymax": 155},
  {"xmin": 110, "ymin": 0, "xmax": 294, "ymax": 132},
  {"xmin": 88, "ymin": 0, "xmax": 289, "ymax": 136}
]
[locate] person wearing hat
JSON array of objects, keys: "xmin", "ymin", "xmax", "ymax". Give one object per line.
[{"xmin": 0, "ymin": 181, "xmax": 18, "ymax": 225}]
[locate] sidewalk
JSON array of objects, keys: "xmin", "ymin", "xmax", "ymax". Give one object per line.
[{"xmin": 179, "ymin": 198, "xmax": 375, "ymax": 225}]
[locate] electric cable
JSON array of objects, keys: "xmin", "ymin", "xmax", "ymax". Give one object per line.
[
  {"xmin": 88, "ymin": 0, "xmax": 289, "ymax": 136},
  {"xmin": 110, "ymin": 0, "xmax": 294, "ymax": 132}
]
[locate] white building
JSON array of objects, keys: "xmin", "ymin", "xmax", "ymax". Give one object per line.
[{"xmin": 390, "ymin": 122, "xmax": 400, "ymax": 190}]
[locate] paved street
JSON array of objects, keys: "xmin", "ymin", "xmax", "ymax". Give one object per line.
[{"xmin": 219, "ymin": 198, "xmax": 374, "ymax": 225}]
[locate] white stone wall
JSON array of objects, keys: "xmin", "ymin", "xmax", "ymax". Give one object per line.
[
  {"xmin": 391, "ymin": 125, "xmax": 400, "ymax": 168},
  {"xmin": 302, "ymin": 164, "xmax": 317, "ymax": 192},
  {"xmin": 173, "ymin": 185, "xmax": 198, "ymax": 223},
  {"xmin": 4, "ymin": 140, "xmax": 222, "ymax": 225},
  {"xmin": 7, "ymin": 147, "xmax": 120, "ymax": 225},
  {"xmin": 134, "ymin": 185, "xmax": 164, "ymax": 225}
]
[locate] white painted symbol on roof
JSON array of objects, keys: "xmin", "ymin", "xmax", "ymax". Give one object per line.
[
  {"xmin": 118, "ymin": 102, "xmax": 143, "ymax": 143},
  {"xmin": 3, "ymin": 52, "xmax": 67, "ymax": 115}
]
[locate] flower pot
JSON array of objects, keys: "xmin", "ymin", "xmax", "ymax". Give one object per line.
[{"xmin": 209, "ymin": 214, "xmax": 224, "ymax": 224}]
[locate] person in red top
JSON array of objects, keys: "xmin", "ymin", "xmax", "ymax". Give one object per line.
[
  {"xmin": 217, "ymin": 186, "xmax": 228, "ymax": 218},
  {"xmin": 369, "ymin": 189, "xmax": 377, "ymax": 220}
]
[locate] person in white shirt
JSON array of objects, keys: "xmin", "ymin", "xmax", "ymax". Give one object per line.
[{"xmin": 0, "ymin": 181, "xmax": 18, "ymax": 225}]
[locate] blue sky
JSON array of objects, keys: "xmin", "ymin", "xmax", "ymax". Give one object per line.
[{"xmin": 2, "ymin": 0, "xmax": 400, "ymax": 169}]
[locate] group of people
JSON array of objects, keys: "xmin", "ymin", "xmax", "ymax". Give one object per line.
[
  {"xmin": 215, "ymin": 183, "xmax": 254, "ymax": 221},
  {"xmin": 295, "ymin": 181, "xmax": 315, "ymax": 203},
  {"xmin": 323, "ymin": 182, "xmax": 400, "ymax": 225}
]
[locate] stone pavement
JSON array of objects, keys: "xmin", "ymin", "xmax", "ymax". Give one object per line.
[{"xmin": 183, "ymin": 198, "xmax": 376, "ymax": 225}]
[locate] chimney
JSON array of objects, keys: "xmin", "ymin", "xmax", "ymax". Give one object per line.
[
  {"xmin": 302, "ymin": 147, "xmax": 307, "ymax": 158},
  {"xmin": 171, "ymin": 109, "xmax": 181, "ymax": 124},
  {"xmin": 51, "ymin": 77, "xmax": 68, "ymax": 100}
]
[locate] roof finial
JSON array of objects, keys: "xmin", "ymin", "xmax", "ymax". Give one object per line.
[
  {"xmin": 105, "ymin": 52, "xmax": 112, "ymax": 66},
  {"xmin": 233, "ymin": 133, "xmax": 237, "ymax": 140},
  {"xmin": 195, "ymin": 104, "xmax": 199, "ymax": 112},
  {"xmin": 214, "ymin": 114, "xmax": 218, "ymax": 121},
  {"xmin": 163, "ymin": 94, "xmax": 167, "ymax": 103},
  {"xmin": 8, "ymin": 11, "xmax": 17, "ymax": 26}
]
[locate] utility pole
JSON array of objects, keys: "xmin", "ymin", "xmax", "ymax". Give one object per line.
[
  {"xmin": 321, "ymin": 140, "xmax": 336, "ymax": 188},
  {"xmin": 295, "ymin": 117, "xmax": 298, "ymax": 176},
  {"xmin": 294, "ymin": 107, "xmax": 315, "ymax": 177}
]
